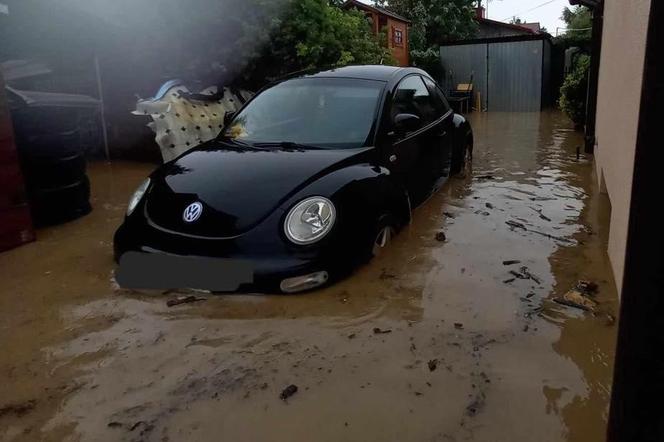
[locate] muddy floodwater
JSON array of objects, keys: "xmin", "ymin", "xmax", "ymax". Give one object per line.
[{"xmin": 0, "ymin": 111, "xmax": 617, "ymax": 441}]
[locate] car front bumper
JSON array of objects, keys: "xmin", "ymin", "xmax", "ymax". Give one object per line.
[{"xmin": 113, "ymin": 220, "xmax": 352, "ymax": 293}]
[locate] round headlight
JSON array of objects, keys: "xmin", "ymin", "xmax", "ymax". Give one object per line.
[
  {"xmin": 126, "ymin": 178, "xmax": 150, "ymax": 216},
  {"xmin": 284, "ymin": 196, "xmax": 336, "ymax": 244}
]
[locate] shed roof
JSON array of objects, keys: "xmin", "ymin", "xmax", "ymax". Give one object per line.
[
  {"xmin": 476, "ymin": 17, "xmax": 537, "ymax": 35},
  {"xmin": 343, "ymin": 0, "xmax": 411, "ymax": 24}
]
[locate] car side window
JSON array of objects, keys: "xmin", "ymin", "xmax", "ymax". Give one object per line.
[
  {"xmin": 422, "ymin": 76, "xmax": 452, "ymax": 115},
  {"xmin": 391, "ymin": 75, "xmax": 437, "ymax": 128}
]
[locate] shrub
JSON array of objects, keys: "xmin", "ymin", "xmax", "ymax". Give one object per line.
[
  {"xmin": 559, "ymin": 54, "xmax": 590, "ymax": 129},
  {"xmin": 410, "ymin": 47, "xmax": 443, "ymax": 81}
]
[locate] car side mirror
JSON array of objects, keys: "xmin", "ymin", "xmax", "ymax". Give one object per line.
[
  {"xmin": 393, "ymin": 113, "xmax": 421, "ymax": 134},
  {"xmin": 223, "ymin": 111, "xmax": 236, "ymax": 127}
]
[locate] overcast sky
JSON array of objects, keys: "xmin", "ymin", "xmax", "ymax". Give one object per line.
[
  {"xmin": 360, "ymin": 0, "xmax": 571, "ymax": 36},
  {"xmin": 483, "ymin": 0, "xmax": 569, "ymax": 35}
]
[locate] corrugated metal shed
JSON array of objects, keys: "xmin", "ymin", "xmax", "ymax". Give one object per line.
[
  {"xmin": 439, "ymin": 44, "xmax": 488, "ymax": 110},
  {"xmin": 440, "ymin": 35, "xmax": 552, "ymax": 112}
]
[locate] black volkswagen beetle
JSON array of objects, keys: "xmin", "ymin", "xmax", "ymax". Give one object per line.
[{"xmin": 114, "ymin": 66, "xmax": 473, "ymax": 293}]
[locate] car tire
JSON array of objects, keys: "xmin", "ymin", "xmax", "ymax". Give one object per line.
[
  {"xmin": 29, "ymin": 176, "xmax": 92, "ymax": 226},
  {"xmin": 367, "ymin": 214, "xmax": 398, "ymax": 260},
  {"xmin": 21, "ymin": 151, "xmax": 87, "ymax": 189},
  {"xmin": 451, "ymin": 136, "xmax": 472, "ymax": 175}
]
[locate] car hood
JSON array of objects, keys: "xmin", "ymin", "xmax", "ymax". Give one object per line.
[{"xmin": 145, "ymin": 141, "xmax": 373, "ymax": 237}]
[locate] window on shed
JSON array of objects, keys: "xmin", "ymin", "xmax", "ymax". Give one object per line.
[{"xmin": 393, "ymin": 28, "xmax": 403, "ymax": 46}]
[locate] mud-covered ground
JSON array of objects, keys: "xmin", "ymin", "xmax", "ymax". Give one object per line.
[{"xmin": 0, "ymin": 111, "xmax": 617, "ymax": 442}]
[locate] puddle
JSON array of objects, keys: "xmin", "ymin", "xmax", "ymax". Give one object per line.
[{"xmin": 0, "ymin": 111, "xmax": 616, "ymax": 441}]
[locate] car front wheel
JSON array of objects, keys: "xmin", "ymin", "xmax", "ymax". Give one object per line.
[
  {"xmin": 368, "ymin": 214, "xmax": 398, "ymax": 259},
  {"xmin": 451, "ymin": 136, "xmax": 473, "ymax": 175}
]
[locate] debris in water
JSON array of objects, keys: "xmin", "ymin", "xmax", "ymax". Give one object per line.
[
  {"xmin": 443, "ymin": 211, "xmax": 456, "ymax": 219},
  {"xmin": 166, "ymin": 295, "xmax": 205, "ymax": 307},
  {"xmin": 427, "ymin": 359, "xmax": 438, "ymax": 371},
  {"xmin": 555, "ymin": 290, "xmax": 597, "ymax": 311},
  {"xmin": 476, "ymin": 174, "xmax": 494, "ymax": 180},
  {"xmin": 485, "ymin": 202, "xmax": 494, "ymax": 209},
  {"xmin": 503, "ymin": 278, "xmax": 516, "ymax": 284},
  {"xmin": 454, "ymin": 323, "xmax": 464, "ymax": 330},
  {"xmin": 506, "ymin": 220, "xmax": 575, "ymax": 244},
  {"xmin": 502, "ymin": 260, "xmax": 521, "ymax": 265},
  {"xmin": 577, "ymin": 280, "xmax": 598, "ymax": 294},
  {"xmin": 553, "ymin": 280, "xmax": 599, "ymax": 312},
  {"xmin": 373, "ymin": 327, "xmax": 392, "ymax": 334},
  {"xmin": 130, "ymin": 421, "xmax": 148, "ymax": 432},
  {"xmin": 474, "ymin": 210, "xmax": 490, "ymax": 216},
  {"xmin": 526, "ymin": 292, "xmax": 535, "ymax": 298},
  {"xmin": 605, "ymin": 313, "xmax": 616, "ymax": 326},
  {"xmin": 508, "ymin": 266, "xmax": 542, "ymax": 284},
  {"xmin": 107, "ymin": 421, "xmax": 123, "ymax": 428},
  {"xmin": 506, "ymin": 220, "xmax": 526, "ymax": 230},
  {"xmin": 348, "ymin": 333, "xmax": 356, "ymax": 339},
  {"xmin": 0, "ymin": 400, "xmax": 36, "ymax": 417},
  {"xmin": 435, "ymin": 231, "xmax": 447, "ymax": 242},
  {"xmin": 520, "ymin": 267, "xmax": 542, "ymax": 284},
  {"xmin": 523, "ymin": 324, "xmax": 529, "ymax": 332},
  {"xmin": 466, "ymin": 394, "xmax": 485, "ymax": 416},
  {"xmin": 529, "ymin": 206, "xmax": 552, "ymax": 222},
  {"xmin": 280, "ymin": 384, "xmax": 298, "ymax": 401}
]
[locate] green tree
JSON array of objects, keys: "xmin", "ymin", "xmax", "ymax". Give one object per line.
[
  {"xmin": 374, "ymin": 0, "xmax": 477, "ymax": 78},
  {"xmin": 243, "ymin": 0, "xmax": 394, "ymax": 85},
  {"xmin": 559, "ymin": 6, "xmax": 592, "ymax": 46},
  {"xmin": 375, "ymin": 0, "xmax": 477, "ymax": 51}
]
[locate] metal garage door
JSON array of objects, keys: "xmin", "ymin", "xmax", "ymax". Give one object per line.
[{"xmin": 487, "ymin": 40, "xmax": 543, "ymax": 111}]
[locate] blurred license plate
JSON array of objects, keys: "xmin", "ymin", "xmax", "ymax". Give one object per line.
[{"xmin": 116, "ymin": 251, "xmax": 253, "ymax": 291}]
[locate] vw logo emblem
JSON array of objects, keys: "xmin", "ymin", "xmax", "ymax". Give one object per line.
[{"xmin": 182, "ymin": 202, "xmax": 203, "ymax": 223}]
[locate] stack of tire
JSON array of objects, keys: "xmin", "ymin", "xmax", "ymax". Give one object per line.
[
  {"xmin": 9, "ymin": 104, "xmax": 92, "ymax": 227},
  {"xmin": 0, "ymin": 76, "xmax": 35, "ymax": 251},
  {"xmin": 17, "ymin": 129, "xmax": 91, "ymax": 226}
]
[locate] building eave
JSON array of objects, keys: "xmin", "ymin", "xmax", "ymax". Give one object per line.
[
  {"xmin": 342, "ymin": 0, "xmax": 412, "ymax": 25},
  {"xmin": 475, "ymin": 17, "xmax": 537, "ymax": 34}
]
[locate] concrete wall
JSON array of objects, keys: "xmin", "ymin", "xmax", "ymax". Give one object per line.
[{"xmin": 594, "ymin": 0, "xmax": 651, "ymax": 291}]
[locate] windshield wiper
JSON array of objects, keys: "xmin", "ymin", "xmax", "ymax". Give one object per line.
[
  {"xmin": 224, "ymin": 138, "xmax": 253, "ymax": 148},
  {"xmin": 252, "ymin": 141, "xmax": 323, "ymax": 150}
]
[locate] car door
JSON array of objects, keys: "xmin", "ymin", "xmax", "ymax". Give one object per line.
[
  {"xmin": 422, "ymin": 75, "xmax": 454, "ymax": 184},
  {"xmin": 384, "ymin": 75, "xmax": 445, "ymax": 206}
]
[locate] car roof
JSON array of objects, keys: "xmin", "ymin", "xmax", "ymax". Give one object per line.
[{"xmin": 300, "ymin": 65, "xmax": 425, "ymax": 82}]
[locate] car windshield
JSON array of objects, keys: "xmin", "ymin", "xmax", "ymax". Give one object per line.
[{"xmin": 223, "ymin": 77, "xmax": 384, "ymax": 149}]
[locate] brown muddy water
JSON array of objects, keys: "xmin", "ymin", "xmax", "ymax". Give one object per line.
[{"xmin": 0, "ymin": 111, "xmax": 617, "ymax": 442}]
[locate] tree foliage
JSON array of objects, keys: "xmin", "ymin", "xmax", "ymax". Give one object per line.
[
  {"xmin": 559, "ymin": 54, "xmax": 590, "ymax": 128},
  {"xmin": 376, "ymin": 0, "xmax": 477, "ymax": 51},
  {"xmin": 241, "ymin": 0, "xmax": 394, "ymax": 86},
  {"xmin": 558, "ymin": 6, "xmax": 592, "ymax": 47},
  {"xmin": 374, "ymin": 0, "xmax": 477, "ymax": 78}
]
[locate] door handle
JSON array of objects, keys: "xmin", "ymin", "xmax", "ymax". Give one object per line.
[{"xmin": 389, "ymin": 154, "xmax": 397, "ymax": 163}]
